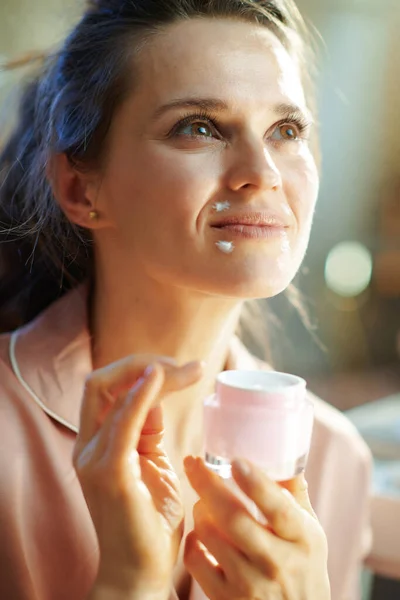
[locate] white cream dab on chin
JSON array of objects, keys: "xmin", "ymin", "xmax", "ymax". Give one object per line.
[
  {"xmin": 216, "ymin": 241, "xmax": 235, "ymax": 254},
  {"xmin": 213, "ymin": 201, "xmax": 230, "ymax": 213}
]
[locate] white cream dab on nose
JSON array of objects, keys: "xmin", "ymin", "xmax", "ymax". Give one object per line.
[
  {"xmin": 216, "ymin": 241, "xmax": 235, "ymax": 254},
  {"xmin": 213, "ymin": 201, "xmax": 230, "ymax": 213}
]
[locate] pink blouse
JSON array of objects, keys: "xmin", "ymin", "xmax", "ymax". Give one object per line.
[{"xmin": 0, "ymin": 286, "xmax": 372, "ymax": 600}]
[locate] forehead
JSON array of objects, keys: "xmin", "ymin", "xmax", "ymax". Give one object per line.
[{"xmin": 133, "ymin": 17, "xmax": 306, "ymax": 112}]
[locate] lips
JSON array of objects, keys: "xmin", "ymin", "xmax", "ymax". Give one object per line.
[
  {"xmin": 211, "ymin": 212, "xmax": 289, "ymax": 229},
  {"xmin": 210, "ymin": 211, "xmax": 290, "ymax": 241}
]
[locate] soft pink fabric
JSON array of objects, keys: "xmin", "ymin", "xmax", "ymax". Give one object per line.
[{"xmin": 0, "ymin": 286, "xmax": 372, "ymax": 600}]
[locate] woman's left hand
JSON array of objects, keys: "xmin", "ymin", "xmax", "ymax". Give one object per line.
[{"xmin": 183, "ymin": 457, "xmax": 330, "ymax": 600}]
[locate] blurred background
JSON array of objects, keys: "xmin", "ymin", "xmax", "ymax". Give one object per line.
[{"xmin": 0, "ymin": 0, "xmax": 399, "ymax": 598}]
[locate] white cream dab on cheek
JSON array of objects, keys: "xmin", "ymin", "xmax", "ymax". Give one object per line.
[
  {"xmin": 213, "ymin": 201, "xmax": 230, "ymax": 213},
  {"xmin": 216, "ymin": 241, "xmax": 235, "ymax": 254}
]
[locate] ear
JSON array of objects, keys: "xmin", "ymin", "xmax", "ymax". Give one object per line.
[{"xmin": 47, "ymin": 153, "xmax": 111, "ymax": 230}]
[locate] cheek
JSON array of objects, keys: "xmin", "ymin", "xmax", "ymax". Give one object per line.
[
  {"xmin": 106, "ymin": 144, "xmax": 220, "ymax": 229},
  {"xmin": 284, "ymin": 152, "xmax": 319, "ymax": 232}
]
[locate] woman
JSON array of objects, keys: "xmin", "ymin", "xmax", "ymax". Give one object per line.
[{"xmin": 0, "ymin": 1, "xmax": 371, "ymax": 599}]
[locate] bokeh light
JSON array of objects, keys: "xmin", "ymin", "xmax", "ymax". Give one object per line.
[{"xmin": 325, "ymin": 242, "xmax": 373, "ymax": 297}]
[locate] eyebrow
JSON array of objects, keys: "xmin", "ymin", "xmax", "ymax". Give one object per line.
[{"xmin": 152, "ymin": 97, "xmax": 313, "ymax": 123}]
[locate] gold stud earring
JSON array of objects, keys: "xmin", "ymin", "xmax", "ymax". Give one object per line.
[{"xmin": 89, "ymin": 210, "xmax": 98, "ymax": 221}]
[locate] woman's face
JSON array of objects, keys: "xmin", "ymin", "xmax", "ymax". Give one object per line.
[{"xmin": 95, "ymin": 17, "xmax": 319, "ymax": 299}]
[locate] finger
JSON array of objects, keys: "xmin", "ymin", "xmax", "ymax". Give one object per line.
[
  {"xmin": 100, "ymin": 363, "xmax": 167, "ymax": 461},
  {"xmin": 184, "ymin": 531, "xmax": 226, "ymax": 600},
  {"xmin": 231, "ymin": 459, "xmax": 308, "ymax": 543},
  {"xmin": 78, "ymin": 355, "xmax": 173, "ymax": 446},
  {"xmin": 136, "ymin": 405, "xmax": 165, "ymax": 455},
  {"xmin": 193, "ymin": 503, "xmax": 283, "ymax": 598},
  {"xmin": 78, "ymin": 357, "xmax": 203, "ymax": 447},
  {"xmin": 279, "ymin": 473, "xmax": 317, "ymax": 519},
  {"xmin": 185, "ymin": 457, "xmax": 283, "ymax": 573},
  {"xmin": 102, "ymin": 359, "xmax": 203, "ymax": 458},
  {"xmin": 140, "ymin": 456, "xmax": 183, "ymax": 535},
  {"xmin": 193, "ymin": 501, "xmax": 266, "ymax": 585}
]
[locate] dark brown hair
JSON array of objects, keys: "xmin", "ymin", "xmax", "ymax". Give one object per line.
[{"xmin": 0, "ymin": 0, "xmax": 317, "ymax": 333}]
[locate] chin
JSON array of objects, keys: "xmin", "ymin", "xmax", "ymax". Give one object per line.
[
  {"xmin": 200, "ymin": 254, "xmax": 301, "ymax": 300},
  {"xmin": 195, "ymin": 267, "xmax": 297, "ymax": 300},
  {"xmin": 215, "ymin": 278, "xmax": 293, "ymax": 300},
  {"xmin": 154, "ymin": 250, "xmax": 302, "ymax": 300}
]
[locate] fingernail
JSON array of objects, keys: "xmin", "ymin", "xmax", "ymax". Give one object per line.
[
  {"xmin": 131, "ymin": 365, "xmax": 155, "ymax": 391},
  {"xmin": 232, "ymin": 459, "xmax": 252, "ymax": 478},
  {"xmin": 297, "ymin": 472, "xmax": 309, "ymax": 492},
  {"xmin": 143, "ymin": 364, "xmax": 155, "ymax": 378}
]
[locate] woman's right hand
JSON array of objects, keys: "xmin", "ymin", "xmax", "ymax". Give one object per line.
[{"xmin": 73, "ymin": 355, "xmax": 203, "ymax": 600}]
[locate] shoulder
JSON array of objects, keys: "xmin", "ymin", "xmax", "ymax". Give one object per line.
[
  {"xmin": 0, "ymin": 332, "xmax": 19, "ymax": 393},
  {"xmin": 309, "ymin": 390, "xmax": 371, "ymax": 465},
  {"xmin": 0, "ymin": 332, "xmax": 39, "ymax": 444}
]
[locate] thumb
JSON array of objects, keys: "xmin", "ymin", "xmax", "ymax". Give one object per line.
[{"xmin": 279, "ymin": 472, "xmax": 317, "ymax": 519}]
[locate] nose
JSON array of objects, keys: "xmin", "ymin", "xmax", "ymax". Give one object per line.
[{"xmin": 226, "ymin": 138, "xmax": 282, "ymax": 193}]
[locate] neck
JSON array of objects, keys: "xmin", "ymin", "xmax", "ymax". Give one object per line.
[
  {"xmin": 90, "ymin": 269, "xmax": 243, "ymax": 455},
  {"xmin": 91, "ymin": 274, "xmax": 242, "ymax": 369}
]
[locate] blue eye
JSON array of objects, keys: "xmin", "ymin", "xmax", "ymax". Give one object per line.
[{"xmin": 177, "ymin": 121, "xmax": 215, "ymax": 138}]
